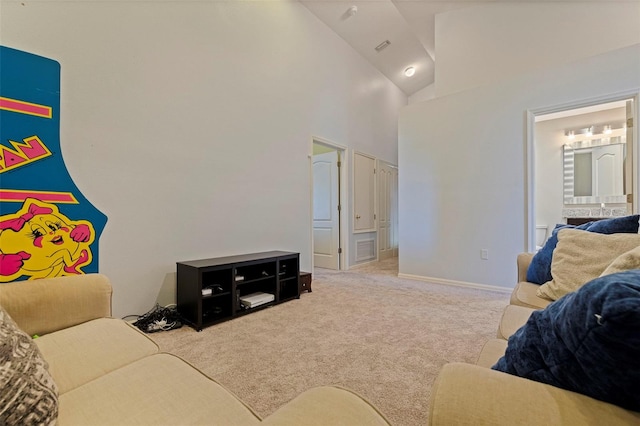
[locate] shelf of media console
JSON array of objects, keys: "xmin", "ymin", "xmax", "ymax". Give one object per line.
[
  {"xmin": 201, "ymin": 291, "xmax": 231, "ymax": 300},
  {"xmin": 234, "ymin": 275, "xmax": 276, "ymax": 286}
]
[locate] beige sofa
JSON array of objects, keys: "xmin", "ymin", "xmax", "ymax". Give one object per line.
[
  {"xmin": 428, "ymin": 253, "xmax": 640, "ymax": 425},
  {"xmin": 0, "ymin": 274, "xmax": 390, "ymax": 426}
]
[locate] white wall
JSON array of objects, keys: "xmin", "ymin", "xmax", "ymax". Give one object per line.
[
  {"xmin": 535, "ymin": 107, "xmax": 627, "ymax": 234},
  {"xmin": 398, "ymin": 44, "xmax": 640, "ymax": 289},
  {"xmin": 435, "ymin": 3, "xmax": 640, "ymax": 97},
  {"xmin": 1, "ymin": 1, "xmax": 406, "ymax": 317}
]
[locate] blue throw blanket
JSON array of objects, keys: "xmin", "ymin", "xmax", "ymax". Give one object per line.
[{"xmin": 493, "ymin": 270, "xmax": 640, "ymax": 411}]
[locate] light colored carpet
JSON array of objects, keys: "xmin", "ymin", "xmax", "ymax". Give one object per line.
[{"xmin": 151, "ymin": 258, "xmax": 510, "ymax": 425}]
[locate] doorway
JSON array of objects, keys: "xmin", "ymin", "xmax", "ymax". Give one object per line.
[
  {"xmin": 528, "ymin": 94, "xmax": 638, "ymax": 252},
  {"xmin": 311, "ymin": 138, "xmax": 346, "ymax": 270}
]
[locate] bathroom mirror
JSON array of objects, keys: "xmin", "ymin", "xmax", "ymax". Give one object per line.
[{"xmin": 563, "ymin": 138, "xmax": 627, "ymax": 204}]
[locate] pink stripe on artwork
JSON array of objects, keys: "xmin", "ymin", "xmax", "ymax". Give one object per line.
[
  {"xmin": 0, "ymin": 97, "xmax": 52, "ymax": 118},
  {"xmin": 0, "ymin": 190, "xmax": 77, "ymax": 204}
]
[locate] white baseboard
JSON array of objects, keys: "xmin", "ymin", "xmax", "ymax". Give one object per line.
[
  {"xmin": 397, "ymin": 273, "xmax": 512, "ymax": 294},
  {"xmin": 349, "ymin": 258, "xmax": 379, "ymax": 269}
]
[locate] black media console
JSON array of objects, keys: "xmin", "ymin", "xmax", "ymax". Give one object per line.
[{"xmin": 177, "ymin": 251, "xmax": 300, "ymax": 331}]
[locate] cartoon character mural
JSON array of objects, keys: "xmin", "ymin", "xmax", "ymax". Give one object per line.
[
  {"xmin": 0, "ymin": 199, "xmax": 95, "ymax": 281},
  {"xmin": 0, "ymin": 46, "xmax": 107, "ymax": 282}
]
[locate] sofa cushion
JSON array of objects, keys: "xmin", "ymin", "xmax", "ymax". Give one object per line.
[
  {"xmin": 36, "ymin": 317, "xmax": 159, "ymax": 394},
  {"xmin": 475, "ymin": 339, "xmax": 508, "ymax": 368},
  {"xmin": 525, "ymin": 215, "xmax": 639, "ymax": 285},
  {"xmin": 493, "ymin": 271, "xmax": 640, "ymax": 411},
  {"xmin": 262, "ymin": 386, "xmax": 391, "ymax": 426},
  {"xmin": 58, "ymin": 353, "xmax": 261, "ymax": 425},
  {"xmin": 497, "ymin": 305, "xmax": 536, "ymax": 340},
  {"xmin": 0, "ymin": 305, "xmax": 58, "ymax": 425},
  {"xmin": 536, "ymin": 229, "xmax": 640, "ymax": 301},
  {"xmin": 510, "ymin": 282, "xmax": 550, "ymax": 309},
  {"xmin": 0, "ymin": 273, "xmax": 112, "ymax": 337},
  {"xmin": 430, "ymin": 363, "xmax": 640, "ymax": 425}
]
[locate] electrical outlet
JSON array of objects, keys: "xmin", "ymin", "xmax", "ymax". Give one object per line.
[{"xmin": 481, "ymin": 249, "xmax": 489, "ymax": 260}]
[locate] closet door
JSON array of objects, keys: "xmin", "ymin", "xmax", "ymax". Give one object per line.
[
  {"xmin": 354, "ymin": 152, "xmax": 375, "ymax": 232},
  {"xmin": 378, "ymin": 161, "xmax": 398, "ymax": 260}
]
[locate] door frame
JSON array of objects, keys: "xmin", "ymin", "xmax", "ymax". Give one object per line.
[
  {"xmin": 525, "ymin": 90, "xmax": 640, "ymax": 252},
  {"xmin": 310, "ymin": 136, "xmax": 348, "ymax": 270}
]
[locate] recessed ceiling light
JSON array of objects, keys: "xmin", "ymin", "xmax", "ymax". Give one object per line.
[{"xmin": 404, "ymin": 66, "xmax": 416, "ymax": 77}]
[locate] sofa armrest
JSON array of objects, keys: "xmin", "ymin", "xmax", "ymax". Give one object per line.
[
  {"xmin": 429, "ymin": 363, "xmax": 640, "ymax": 425},
  {"xmin": 262, "ymin": 386, "xmax": 391, "ymax": 426},
  {"xmin": 0, "ymin": 273, "xmax": 112, "ymax": 337},
  {"xmin": 517, "ymin": 252, "xmax": 534, "ymax": 283}
]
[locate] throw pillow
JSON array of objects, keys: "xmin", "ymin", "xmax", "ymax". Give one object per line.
[
  {"xmin": 536, "ymin": 229, "xmax": 640, "ymax": 301},
  {"xmin": 526, "ymin": 223, "xmax": 581, "ymax": 284},
  {"xmin": 600, "ymin": 245, "xmax": 640, "ymax": 277},
  {"xmin": 493, "ymin": 270, "xmax": 640, "ymax": 411},
  {"xmin": 0, "ymin": 305, "xmax": 58, "ymax": 425},
  {"xmin": 525, "ymin": 215, "xmax": 640, "ymax": 284}
]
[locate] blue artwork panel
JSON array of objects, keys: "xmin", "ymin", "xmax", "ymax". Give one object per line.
[{"xmin": 0, "ymin": 46, "xmax": 107, "ymax": 281}]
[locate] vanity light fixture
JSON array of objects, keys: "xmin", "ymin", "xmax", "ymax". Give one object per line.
[
  {"xmin": 404, "ymin": 66, "xmax": 416, "ymax": 77},
  {"xmin": 565, "ymin": 123, "xmax": 625, "ymax": 141}
]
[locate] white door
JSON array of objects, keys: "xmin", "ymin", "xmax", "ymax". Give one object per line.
[
  {"xmin": 313, "ymin": 151, "xmax": 340, "ymax": 269},
  {"xmin": 378, "ymin": 162, "xmax": 398, "ymax": 260},
  {"xmin": 390, "ymin": 165, "xmax": 399, "ymax": 258},
  {"xmin": 354, "ymin": 153, "xmax": 376, "ymax": 231}
]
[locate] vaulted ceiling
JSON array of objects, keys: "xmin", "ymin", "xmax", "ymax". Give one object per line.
[{"xmin": 300, "ymin": 0, "xmax": 487, "ymax": 96}]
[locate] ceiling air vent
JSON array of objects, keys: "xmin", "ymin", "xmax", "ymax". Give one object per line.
[{"xmin": 374, "ymin": 40, "xmax": 391, "ymax": 52}]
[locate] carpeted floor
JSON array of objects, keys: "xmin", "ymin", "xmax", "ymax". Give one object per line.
[{"xmin": 151, "ymin": 258, "xmax": 509, "ymax": 425}]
